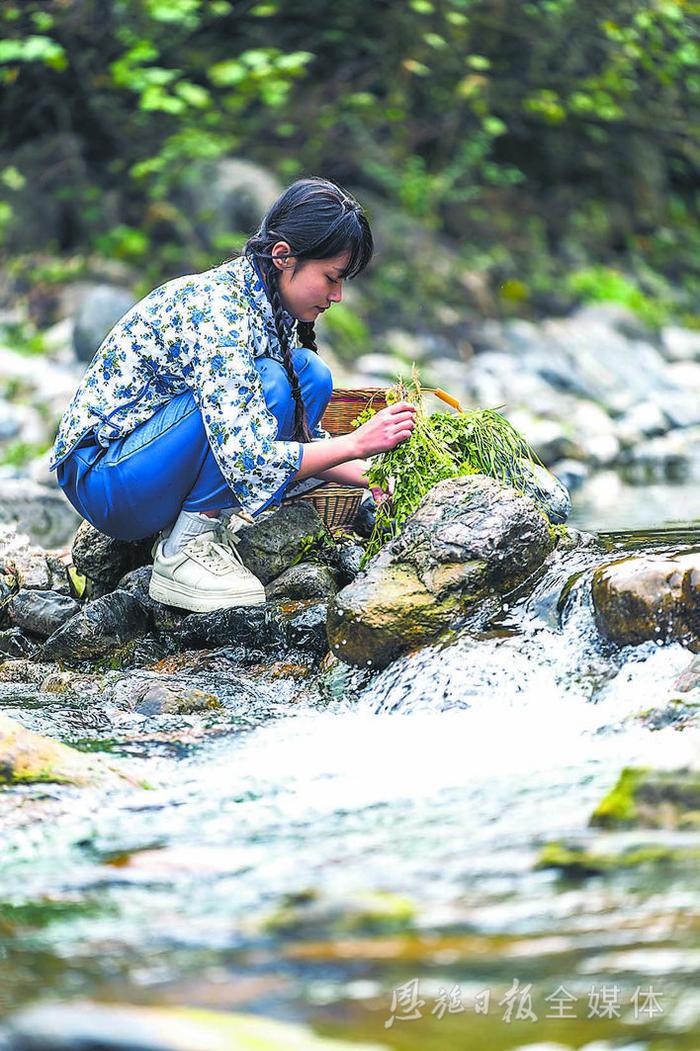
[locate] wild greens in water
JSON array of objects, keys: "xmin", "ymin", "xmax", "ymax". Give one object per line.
[{"xmin": 361, "ymin": 375, "xmax": 545, "ymax": 559}]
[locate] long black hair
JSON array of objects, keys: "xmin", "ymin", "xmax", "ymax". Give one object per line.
[{"xmin": 244, "ymin": 177, "xmax": 373, "ymax": 441}]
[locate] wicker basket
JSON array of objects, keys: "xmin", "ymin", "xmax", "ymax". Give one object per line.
[{"xmin": 285, "ymin": 387, "xmax": 389, "ymax": 531}]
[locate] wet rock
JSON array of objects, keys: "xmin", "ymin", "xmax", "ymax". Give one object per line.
[
  {"xmin": 0, "ymin": 529, "xmax": 51, "ymax": 591},
  {"xmin": 267, "ymin": 600, "xmax": 329, "ymax": 661},
  {"xmin": 103, "ymin": 673, "xmax": 221, "ymax": 715},
  {"xmin": 0, "ymin": 628, "xmax": 35, "ymax": 659},
  {"xmin": 117, "ymin": 564, "xmax": 185, "ymax": 633},
  {"xmin": 334, "ymin": 541, "xmax": 365, "ymax": 585},
  {"xmin": 8, "ymin": 589, "xmax": 80, "ymax": 639},
  {"xmin": 0, "ymin": 714, "xmax": 145, "ymax": 788},
  {"xmin": 46, "ymin": 555, "xmax": 72, "ymax": 596},
  {"xmin": 73, "ymin": 284, "xmax": 137, "ymax": 363},
  {"xmin": 518, "ymin": 461, "xmax": 571, "ymax": 525},
  {"xmin": 352, "ymin": 492, "xmax": 379, "ymax": 539},
  {"xmin": 72, "ymin": 521, "xmax": 155, "ymax": 593},
  {"xmin": 590, "ymin": 766, "xmax": 700, "ymax": 830},
  {"xmin": 265, "ymin": 563, "xmax": 337, "ymax": 602},
  {"xmin": 3, "ymin": 999, "xmax": 376, "ymax": 1051},
  {"xmin": 0, "ymin": 479, "xmax": 79, "ymax": 548},
  {"xmin": 0, "ymin": 659, "xmax": 56, "ymax": 684},
  {"xmin": 42, "ymin": 590, "xmax": 150, "ymax": 663},
  {"xmin": 235, "ymin": 502, "xmax": 326, "ymax": 584},
  {"xmin": 175, "ymin": 604, "xmax": 268, "ymax": 651},
  {"xmin": 536, "ymin": 840, "xmax": 698, "ymax": 878},
  {"xmin": 328, "ymin": 475, "xmax": 555, "ymax": 669},
  {"xmin": 591, "ymin": 552, "xmax": 700, "ymax": 647},
  {"xmin": 262, "ymin": 888, "xmax": 417, "ymax": 938},
  {"xmin": 675, "ymin": 652, "xmax": 700, "ymax": 692}
]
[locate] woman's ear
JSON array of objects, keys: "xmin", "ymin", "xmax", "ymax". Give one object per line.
[{"xmin": 271, "ymin": 241, "xmax": 296, "ymax": 271}]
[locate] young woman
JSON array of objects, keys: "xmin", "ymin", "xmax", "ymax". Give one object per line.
[{"xmin": 51, "ymin": 178, "xmax": 416, "ymax": 612}]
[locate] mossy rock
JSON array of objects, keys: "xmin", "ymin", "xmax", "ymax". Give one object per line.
[
  {"xmin": 261, "ymin": 889, "xmax": 418, "ymax": 938},
  {"xmin": 0, "ymin": 714, "xmax": 147, "ymax": 788},
  {"xmin": 590, "ymin": 766, "xmax": 700, "ymax": 829},
  {"xmin": 536, "ymin": 840, "xmax": 700, "ymax": 879}
]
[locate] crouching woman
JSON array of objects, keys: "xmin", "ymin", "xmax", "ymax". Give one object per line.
[{"xmin": 51, "ymin": 177, "xmax": 416, "ymax": 612}]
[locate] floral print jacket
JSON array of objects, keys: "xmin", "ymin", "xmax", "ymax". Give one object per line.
[{"xmin": 51, "ymin": 255, "xmax": 329, "ymax": 515}]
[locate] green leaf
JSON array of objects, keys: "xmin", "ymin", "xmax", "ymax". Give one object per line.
[{"xmin": 0, "ymin": 35, "xmax": 67, "ymax": 70}]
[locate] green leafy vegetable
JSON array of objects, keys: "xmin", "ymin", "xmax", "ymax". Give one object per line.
[{"xmin": 363, "ymin": 372, "xmax": 544, "ymax": 559}]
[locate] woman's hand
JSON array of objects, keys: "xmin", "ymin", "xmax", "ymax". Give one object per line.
[
  {"xmin": 352, "ymin": 402, "xmax": 417, "ymax": 459},
  {"xmin": 370, "ymin": 476, "xmax": 394, "ymax": 507}
]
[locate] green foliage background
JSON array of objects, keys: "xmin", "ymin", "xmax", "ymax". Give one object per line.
[{"xmin": 2, "ymin": 0, "xmax": 700, "ymax": 321}]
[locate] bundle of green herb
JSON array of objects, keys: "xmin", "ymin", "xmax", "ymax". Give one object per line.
[{"xmin": 361, "ymin": 373, "xmax": 544, "ymax": 559}]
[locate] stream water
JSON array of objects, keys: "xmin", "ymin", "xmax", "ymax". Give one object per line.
[{"xmin": 1, "ymin": 476, "xmax": 699, "ymax": 1050}]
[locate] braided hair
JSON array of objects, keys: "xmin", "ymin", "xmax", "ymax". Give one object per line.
[{"xmin": 243, "ymin": 177, "xmax": 373, "ymax": 442}]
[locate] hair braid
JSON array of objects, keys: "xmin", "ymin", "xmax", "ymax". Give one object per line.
[
  {"xmin": 296, "ymin": 320, "xmax": 318, "ymax": 355},
  {"xmin": 263, "ymin": 261, "xmax": 313, "ymax": 442}
]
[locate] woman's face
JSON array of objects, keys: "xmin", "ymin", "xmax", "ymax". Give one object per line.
[{"xmin": 272, "ymin": 242, "xmax": 350, "ymax": 322}]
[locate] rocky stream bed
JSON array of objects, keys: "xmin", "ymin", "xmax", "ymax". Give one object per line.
[{"xmin": 0, "ymin": 470, "xmax": 698, "ymax": 1050}]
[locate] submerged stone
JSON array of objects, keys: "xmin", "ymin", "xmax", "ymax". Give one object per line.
[
  {"xmin": 590, "ymin": 766, "xmax": 700, "ymax": 830},
  {"xmin": 328, "ymin": 475, "xmax": 555, "ymax": 668},
  {"xmin": 3, "ymin": 1000, "xmax": 384, "ymax": 1050},
  {"xmin": 0, "ymin": 714, "xmax": 145, "ymax": 788}
]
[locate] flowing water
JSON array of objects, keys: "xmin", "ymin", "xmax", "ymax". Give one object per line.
[{"xmin": 1, "ymin": 482, "xmax": 700, "ymax": 1049}]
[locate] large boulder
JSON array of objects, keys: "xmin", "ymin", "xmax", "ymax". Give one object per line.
[
  {"xmin": 327, "ymin": 475, "xmax": 556, "ymax": 668},
  {"xmin": 175, "ymin": 157, "xmax": 281, "ymax": 251},
  {"xmin": 72, "ymin": 284, "xmax": 137, "ymax": 363},
  {"xmin": 235, "ymin": 503, "xmax": 326, "ymax": 585},
  {"xmin": 0, "ymin": 479, "xmax": 79, "ymax": 548},
  {"xmin": 591, "ymin": 552, "xmax": 700, "ymax": 647},
  {"xmin": 42, "ymin": 590, "xmax": 150, "ymax": 663},
  {"xmin": 71, "ymin": 521, "xmax": 154, "ymax": 593}
]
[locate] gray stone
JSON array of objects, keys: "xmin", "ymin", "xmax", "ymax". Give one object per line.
[
  {"xmin": 265, "ymin": 563, "xmax": 337, "ymax": 602},
  {"xmin": 176, "ymin": 157, "xmax": 280, "ymax": 251},
  {"xmin": 266, "ymin": 600, "xmax": 329, "ymax": 661},
  {"xmin": 42, "ymin": 590, "xmax": 150, "ymax": 662},
  {"xmin": 0, "ymin": 480, "xmax": 79, "ymax": 549},
  {"xmin": 236, "ymin": 503, "xmax": 326, "ymax": 585},
  {"xmin": 549, "ymin": 458, "xmax": 589, "ymax": 493},
  {"xmin": 661, "ymin": 325, "xmax": 700, "ymax": 362},
  {"xmin": 8, "ymin": 589, "xmax": 80, "ymax": 639},
  {"xmin": 327, "ymin": 475, "xmax": 555, "ymax": 669},
  {"xmin": 175, "ymin": 604, "xmax": 268, "ymax": 651},
  {"xmin": 516, "ymin": 461, "xmax": 571, "ymax": 525},
  {"xmin": 0, "ymin": 628, "xmax": 35, "ymax": 659},
  {"xmin": 591, "ymin": 552, "xmax": 700, "ymax": 648},
  {"xmin": 73, "ymin": 284, "xmax": 137, "ymax": 363},
  {"xmin": 72, "ymin": 521, "xmax": 155, "ymax": 592}
]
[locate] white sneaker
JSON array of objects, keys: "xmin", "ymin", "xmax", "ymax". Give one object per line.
[{"xmin": 149, "ymin": 532, "xmax": 265, "ymax": 612}]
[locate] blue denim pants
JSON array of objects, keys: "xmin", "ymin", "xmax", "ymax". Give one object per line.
[{"xmin": 56, "ymin": 347, "xmax": 332, "ymax": 541}]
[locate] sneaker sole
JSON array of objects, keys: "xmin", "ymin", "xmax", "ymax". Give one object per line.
[{"xmin": 149, "ymin": 574, "xmax": 266, "ymax": 613}]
